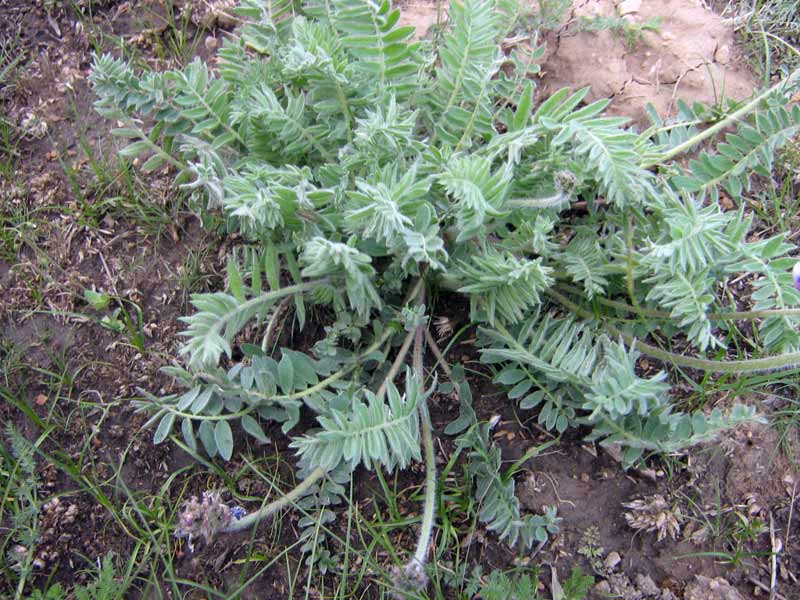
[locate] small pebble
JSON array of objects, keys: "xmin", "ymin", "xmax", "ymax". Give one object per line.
[
  {"xmin": 604, "ymin": 551, "xmax": 622, "ymax": 570},
  {"xmin": 205, "ymin": 36, "xmax": 220, "ymax": 52},
  {"xmin": 595, "ymin": 581, "xmax": 612, "ymax": 594}
]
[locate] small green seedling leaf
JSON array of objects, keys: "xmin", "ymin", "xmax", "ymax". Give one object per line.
[{"xmin": 84, "ymin": 289, "xmax": 111, "ymax": 310}]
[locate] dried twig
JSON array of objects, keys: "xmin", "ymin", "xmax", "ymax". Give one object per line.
[
  {"xmin": 260, "ymin": 295, "xmax": 293, "ymax": 352},
  {"xmin": 785, "ymin": 478, "xmax": 797, "ymax": 553},
  {"xmin": 770, "ymin": 512, "xmax": 782, "ymax": 600}
]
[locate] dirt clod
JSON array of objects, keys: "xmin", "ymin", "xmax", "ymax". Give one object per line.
[
  {"xmin": 539, "ymin": 0, "xmax": 756, "ymax": 125},
  {"xmin": 683, "ymin": 576, "xmax": 744, "ymax": 600},
  {"xmin": 595, "ymin": 572, "xmax": 678, "ymax": 600}
]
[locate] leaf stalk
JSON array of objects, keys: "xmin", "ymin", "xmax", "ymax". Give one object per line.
[
  {"xmin": 221, "ymin": 466, "xmax": 326, "ymax": 533},
  {"xmin": 643, "ymin": 67, "xmax": 800, "ymax": 167},
  {"xmin": 546, "ymin": 288, "xmax": 800, "ymax": 373}
]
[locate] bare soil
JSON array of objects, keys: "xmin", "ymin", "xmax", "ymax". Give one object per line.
[
  {"xmin": 1, "ymin": 1, "xmax": 798, "ymax": 599},
  {"xmin": 399, "ymin": 0, "xmax": 758, "ymax": 126},
  {"xmin": 538, "ymin": 0, "xmax": 757, "ymax": 126}
]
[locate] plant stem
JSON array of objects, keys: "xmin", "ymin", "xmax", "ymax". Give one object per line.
[
  {"xmin": 414, "ymin": 399, "xmax": 436, "ymax": 566},
  {"xmin": 423, "ymin": 328, "xmax": 454, "ymax": 380},
  {"xmin": 261, "ymin": 296, "xmax": 293, "ymax": 352},
  {"xmin": 174, "ymin": 89, "xmax": 246, "ymax": 148},
  {"xmin": 124, "ymin": 118, "xmax": 186, "ymax": 170},
  {"xmin": 546, "ymin": 288, "xmax": 800, "ymax": 373},
  {"xmin": 179, "ymin": 329, "xmax": 391, "ymax": 419},
  {"xmin": 555, "ymin": 282, "xmax": 800, "ymax": 321},
  {"xmin": 205, "ymin": 280, "xmax": 326, "ymax": 343},
  {"xmin": 177, "ymin": 279, "xmax": 429, "ymax": 419},
  {"xmin": 505, "ymin": 191, "xmax": 569, "ymax": 209},
  {"xmin": 185, "ymin": 279, "xmax": 429, "ymax": 539},
  {"xmin": 412, "ymin": 315, "xmax": 437, "ymax": 567},
  {"xmin": 624, "ymin": 216, "xmax": 639, "ymax": 309},
  {"xmin": 222, "ymin": 467, "xmax": 326, "ymax": 533},
  {"xmin": 376, "ymin": 328, "xmax": 416, "ymax": 399},
  {"xmin": 643, "ymin": 66, "xmax": 800, "ymax": 168}
]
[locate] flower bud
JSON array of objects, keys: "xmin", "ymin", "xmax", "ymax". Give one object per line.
[{"xmin": 793, "ymin": 262, "xmax": 800, "ymax": 291}]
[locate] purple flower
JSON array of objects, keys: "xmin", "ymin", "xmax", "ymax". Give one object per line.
[
  {"xmin": 794, "ymin": 262, "xmax": 800, "ymax": 291},
  {"xmin": 231, "ymin": 506, "xmax": 247, "ymax": 520},
  {"xmin": 175, "ymin": 491, "xmax": 234, "ymax": 549}
]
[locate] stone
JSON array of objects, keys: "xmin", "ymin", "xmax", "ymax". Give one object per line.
[
  {"xmin": 618, "ymin": 0, "xmax": 642, "ymax": 16},
  {"xmin": 604, "ymin": 551, "xmax": 622, "ymax": 570}
]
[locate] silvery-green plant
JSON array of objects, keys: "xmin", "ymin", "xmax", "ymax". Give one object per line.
[{"xmin": 90, "ymin": 0, "xmax": 800, "ymax": 591}]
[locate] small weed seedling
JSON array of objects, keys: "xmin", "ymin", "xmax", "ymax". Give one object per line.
[
  {"xmin": 88, "ymin": 0, "xmax": 800, "ymax": 595},
  {"xmin": 577, "ymin": 526, "xmax": 605, "ymax": 574},
  {"xmin": 0, "ymin": 31, "xmax": 25, "ymax": 183},
  {"xmin": 26, "ymin": 553, "xmax": 129, "ymax": 600},
  {"xmin": 571, "ymin": 14, "xmax": 663, "ymax": 50},
  {"xmin": 84, "ymin": 290, "xmax": 147, "ymax": 352},
  {"xmin": 2, "ymin": 426, "xmax": 47, "ymax": 600}
]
